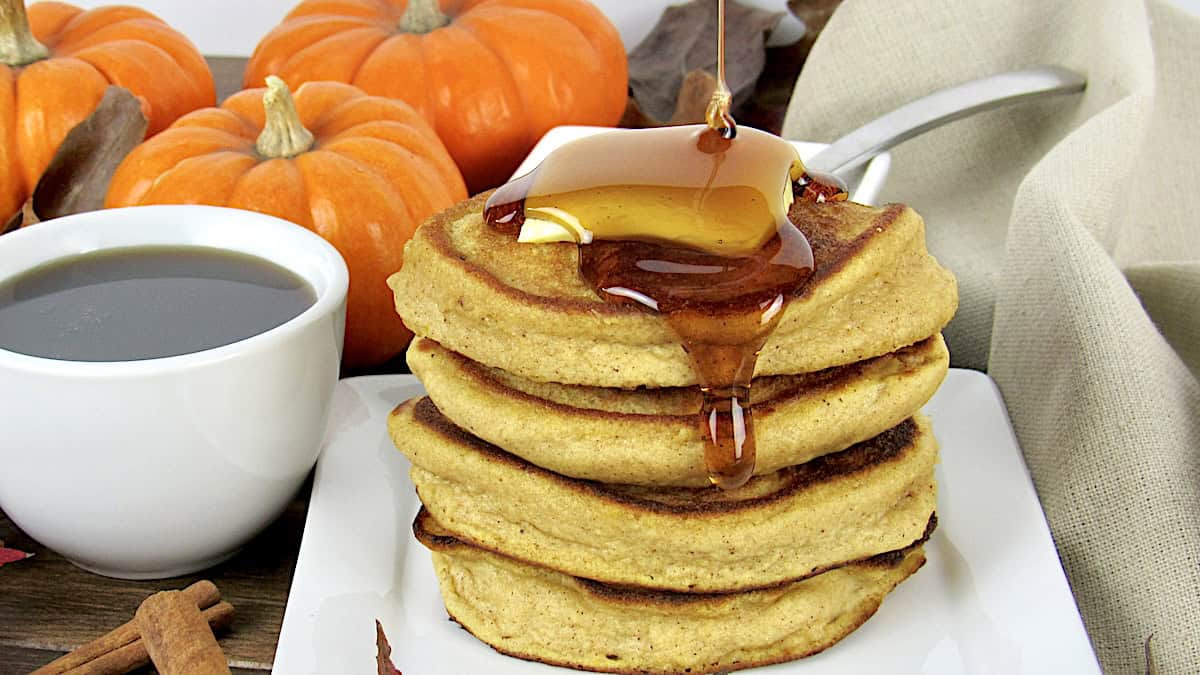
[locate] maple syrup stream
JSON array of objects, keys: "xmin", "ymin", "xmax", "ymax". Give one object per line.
[{"xmin": 484, "ymin": 0, "xmax": 846, "ymax": 490}]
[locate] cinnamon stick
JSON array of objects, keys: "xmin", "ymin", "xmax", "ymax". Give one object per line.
[
  {"xmin": 135, "ymin": 590, "xmax": 232, "ymax": 675},
  {"xmin": 33, "ymin": 581, "xmax": 221, "ymax": 675},
  {"xmin": 66, "ymin": 603, "xmax": 233, "ymax": 675}
]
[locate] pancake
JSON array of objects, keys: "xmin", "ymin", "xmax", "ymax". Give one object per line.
[
  {"xmin": 408, "ymin": 333, "xmax": 948, "ymax": 486},
  {"xmin": 388, "ymin": 193, "xmax": 958, "ymax": 388},
  {"xmin": 390, "ymin": 397, "xmax": 938, "ymax": 593},
  {"xmin": 415, "ymin": 508, "xmax": 928, "ymax": 674}
]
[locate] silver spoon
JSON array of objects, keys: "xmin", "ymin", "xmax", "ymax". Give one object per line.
[{"xmin": 803, "ymin": 66, "xmax": 1087, "ymax": 177}]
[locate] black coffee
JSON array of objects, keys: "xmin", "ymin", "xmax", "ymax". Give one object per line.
[{"xmin": 0, "ymin": 246, "xmax": 316, "ymax": 361}]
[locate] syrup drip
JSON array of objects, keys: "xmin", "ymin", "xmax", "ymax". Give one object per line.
[
  {"xmin": 482, "ymin": 0, "xmax": 845, "ymax": 491},
  {"xmin": 705, "ymin": 0, "xmax": 736, "ymax": 139}
]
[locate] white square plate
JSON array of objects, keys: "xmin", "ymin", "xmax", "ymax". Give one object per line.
[{"xmin": 272, "ymin": 370, "xmax": 1101, "ymax": 674}]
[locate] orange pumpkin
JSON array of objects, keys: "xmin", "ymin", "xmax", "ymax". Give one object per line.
[
  {"xmin": 105, "ymin": 77, "xmax": 468, "ymax": 370},
  {"xmin": 244, "ymin": 0, "xmax": 627, "ymax": 193},
  {"xmin": 0, "ymin": 0, "xmax": 215, "ymax": 220}
]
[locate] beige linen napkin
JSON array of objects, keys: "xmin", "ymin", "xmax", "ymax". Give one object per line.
[{"xmin": 783, "ymin": 0, "xmax": 1199, "ymax": 671}]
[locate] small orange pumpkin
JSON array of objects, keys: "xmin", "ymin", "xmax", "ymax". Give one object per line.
[
  {"xmin": 0, "ymin": 0, "xmax": 215, "ymax": 219},
  {"xmin": 244, "ymin": 0, "xmax": 627, "ymax": 193},
  {"xmin": 106, "ymin": 77, "xmax": 468, "ymax": 370}
]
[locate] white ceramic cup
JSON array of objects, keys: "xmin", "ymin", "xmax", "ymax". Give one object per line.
[{"xmin": 0, "ymin": 205, "xmax": 348, "ymax": 579}]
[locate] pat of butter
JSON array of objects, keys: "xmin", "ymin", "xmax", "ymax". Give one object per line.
[{"xmin": 517, "ymin": 207, "xmax": 594, "ymax": 245}]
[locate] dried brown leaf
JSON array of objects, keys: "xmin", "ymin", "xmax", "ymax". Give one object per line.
[
  {"xmin": 628, "ymin": 0, "xmax": 784, "ymax": 125},
  {"xmin": 618, "ymin": 96, "xmax": 657, "ymax": 129},
  {"xmin": 2, "ymin": 200, "xmax": 31, "ymax": 234},
  {"xmin": 668, "ymin": 69, "xmax": 721, "ymax": 125},
  {"xmin": 376, "ymin": 620, "xmax": 401, "ymax": 675},
  {"xmin": 619, "ymin": 70, "xmax": 720, "ymax": 129},
  {"xmin": 16, "ymin": 86, "xmax": 147, "ymax": 227}
]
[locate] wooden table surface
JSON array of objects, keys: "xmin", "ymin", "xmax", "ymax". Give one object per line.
[
  {"xmin": 0, "ymin": 489, "xmax": 308, "ymax": 673},
  {"xmin": 0, "ymin": 58, "xmax": 340, "ymax": 675}
]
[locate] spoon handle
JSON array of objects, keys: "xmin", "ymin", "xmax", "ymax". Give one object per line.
[{"xmin": 803, "ymin": 66, "xmax": 1086, "ymax": 176}]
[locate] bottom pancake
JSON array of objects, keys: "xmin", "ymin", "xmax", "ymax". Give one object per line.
[{"xmin": 415, "ymin": 509, "xmax": 927, "ymax": 674}]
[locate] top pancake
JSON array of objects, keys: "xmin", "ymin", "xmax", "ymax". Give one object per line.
[{"xmin": 389, "ymin": 192, "xmax": 957, "ymax": 388}]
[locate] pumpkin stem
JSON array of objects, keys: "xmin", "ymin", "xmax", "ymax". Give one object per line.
[
  {"xmin": 257, "ymin": 76, "xmax": 315, "ymax": 159},
  {"xmin": 0, "ymin": 0, "xmax": 49, "ymax": 66},
  {"xmin": 398, "ymin": 0, "xmax": 449, "ymax": 34}
]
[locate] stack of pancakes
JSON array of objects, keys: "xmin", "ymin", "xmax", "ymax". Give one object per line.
[{"xmin": 387, "ymin": 193, "xmax": 957, "ymax": 673}]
